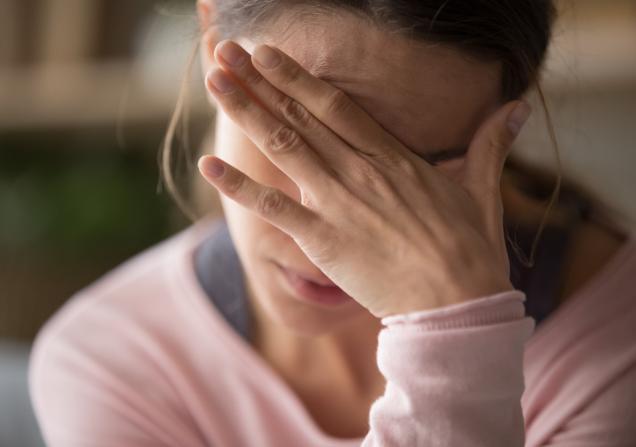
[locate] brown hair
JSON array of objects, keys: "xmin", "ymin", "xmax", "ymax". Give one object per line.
[{"xmin": 161, "ymin": 0, "xmax": 564, "ymax": 267}]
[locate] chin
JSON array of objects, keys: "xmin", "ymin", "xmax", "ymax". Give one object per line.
[{"xmin": 250, "ymin": 260, "xmax": 368, "ymax": 338}]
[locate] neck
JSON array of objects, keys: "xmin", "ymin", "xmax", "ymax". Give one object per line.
[{"xmin": 246, "ymin": 276, "xmax": 385, "ymax": 399}]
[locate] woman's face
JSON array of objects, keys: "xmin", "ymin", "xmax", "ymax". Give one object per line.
[{"xmin": 200, "ymin": 9, "xmax": 502, "ymax": 336}]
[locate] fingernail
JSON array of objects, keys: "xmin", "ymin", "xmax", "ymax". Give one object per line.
[
  {"xmin": 507, "ymin": 101, "xmax": 532, "ymax": 136},
  {"xmin": 217, "ymin": 40, "xmax": 247, "ymax": 67},
  {"xmin": 253, "ymin": 44, "xmax": 280, "ymax": 69},
  {"xmin": 199, "ymin": 156, "xmax": 225, "ymax": 178},
  {"xmin": 206, "ymin": 68, "xmax": 235, "ymax": 93}
]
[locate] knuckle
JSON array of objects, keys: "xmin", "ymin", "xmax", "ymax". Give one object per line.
[
  {"xmin": 323, "ymin": 88, "xmax": 352, "ymax": 116},
  {"xmin": 256, "ymin": 188, "xmax": 286, "ymax": 215},
  {"xmin": 369, "ymin": 150, "xmax": 419, "ymax": 178},
  {"xmin": 378, "ymin": 150, "xmax": 407, "ymax": 168},
  {"xmin": 223, "ymin": 91, "xmax": 251, "ymax": 114},
  {"xmin": 353, "ymin": 158, "xmax": 385, "ymax": 186},
  {"xmin": 395, "ymin": 156, "xmax": 419, "ymax": 178},
  {"xmin": 311, "ymin": 170, "xmax": 344, "ymax": 204},
  {"xmin": 285, "ymin": 62, "xmax": 303, "ymax": 84},
  {"xmin": 279, "ymin": 97, "xmax": 313, "ymax": 127},
  {"xmin": 488, "ymin": 132, "xmax": 509, "ymax": 156},
  {"xmin": 362, "ymin": 167, "xmax": 398, "ymax": 199},
  {"xmin": 224, "ymin": 170, "xmax": 246, "ymax": 194},
  {"xmin": 265, "ymin": 126, "xmax": 302, "ymax": 154}
]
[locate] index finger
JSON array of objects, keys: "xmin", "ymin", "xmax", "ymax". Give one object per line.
[
  {"xmin": 251, "ymin": 44, "xmax": 407, "ymax": 157},
  {"xmin": 205, "ymin": 67, "xmax": 338, "ymax": 202}
]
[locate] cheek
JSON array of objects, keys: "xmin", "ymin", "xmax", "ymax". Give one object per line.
[{"xmin": 217, "ymin": 133, "xmax": 280, "ymax": 181}]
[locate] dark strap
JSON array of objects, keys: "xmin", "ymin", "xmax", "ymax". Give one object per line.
[
  {"xmin": 505, "ymin": 222, "xmax": 571, "ymax": 326},
  {"xmin": 193, "ymin": 220, "xmax": 251, "ymax": 341},
  {"xmin": 505, "ymin": 186, "xmax": 590, "ymax": 326}
]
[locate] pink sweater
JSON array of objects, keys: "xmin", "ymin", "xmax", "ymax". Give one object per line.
[{"xmin": 29, "ymin": 216, "xmax": 636, "ymax": 446}]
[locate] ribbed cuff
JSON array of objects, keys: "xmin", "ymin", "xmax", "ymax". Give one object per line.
[{"xmin": 380, "ymin": 290, "xmax": 528, "ymax": 331}]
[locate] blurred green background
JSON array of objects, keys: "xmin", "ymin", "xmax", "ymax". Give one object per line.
[
  {"xmin": 0, "ymin": 130, "xmax": 181, "ymax": 339},
  {"xmin": 0, "ymin": 0, "xmax": 214, "ymax": 341}
]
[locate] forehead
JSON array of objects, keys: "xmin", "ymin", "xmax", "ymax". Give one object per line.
[{"xmin": 239, "ymin": 10, "xmax": 502, "ymax": 154}]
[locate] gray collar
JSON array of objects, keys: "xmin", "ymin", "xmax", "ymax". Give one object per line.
[{"xmin": 193, "ymin": 220, "xmax": 251, "ymax": 341}]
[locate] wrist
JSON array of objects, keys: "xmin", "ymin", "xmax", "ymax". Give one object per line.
[{"xmin": 384, "ymin": 276, "xmax": 514, "ymax": 317}]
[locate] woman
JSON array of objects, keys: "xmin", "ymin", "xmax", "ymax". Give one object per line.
[{"xmin": 29, "ymin": 1, "xmax": 636, "ymax": 445}]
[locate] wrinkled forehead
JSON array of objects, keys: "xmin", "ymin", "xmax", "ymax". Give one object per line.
[{"xmin": 237, "ymin": 10, "xmax": 502, "ymax": 155}]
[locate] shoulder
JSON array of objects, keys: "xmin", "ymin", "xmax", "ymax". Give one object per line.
[
  {"xmin": 34, "ymin": 215, "xmax": 224, "ymax": 341},
  {"xmin": 30, "ymin": 218, "xmax": 206, "ymax": 355},
  {"xmin": 28, "ymin": 217, "xmax": 224, "ymax": 445},
  {"xmin": 524, "ymin": 229, "xmax": 636, "ymax": 445},
  {"xmin": 545, "ymin": 362, "xmax": 636, "ymax": 445}
]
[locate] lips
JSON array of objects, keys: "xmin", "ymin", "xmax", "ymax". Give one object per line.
[
  {"xmin": 274, "ymin": 262, "xmax": 354, "ymax": 306},
  {"xmin": 276, "ymin": 264, "xmax": 337, "ymax": 287}
]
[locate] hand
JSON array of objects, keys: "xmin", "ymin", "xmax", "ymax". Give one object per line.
[{"xmin": 197, "ymin": 40, "xmax": 531, "ymax": 318}]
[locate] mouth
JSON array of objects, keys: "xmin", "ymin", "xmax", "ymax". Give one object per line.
[
  {"xmin": 273, "ymin": 262, "xmax": 354, "ymax": 307},
  {"xmin": 274, "ymin": 262, "xmax": 337, "ymax": 287}
]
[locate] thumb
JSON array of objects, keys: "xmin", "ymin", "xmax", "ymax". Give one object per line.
[{"xmin": 464, "ymin": 100, "xmax": 532, "ymax": 202}]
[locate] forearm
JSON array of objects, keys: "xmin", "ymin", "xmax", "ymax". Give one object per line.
[{"xmin": 362, "ymin": 290, "xmax": 535, "ymax": 446}]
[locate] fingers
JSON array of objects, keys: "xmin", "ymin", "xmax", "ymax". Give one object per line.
[
  {"xmin": 464, "ymin": 100, "xmax": 532, "ymax": 203},
  {"xmin": 205, "ymin": 64, "xmax": 337, "ymax": 203},
  {"xmin": 212, "ymin": 39, "xmax": 359, "ymax": 170},
  {"xmin": 464, "ymin": 100, "xmax": 531, "ymax": 251},
  {"xmin": 197, "ymin": 155, "xmax": 322, "ymax": 240},
  {"xmin": 249, "ymin": 43, "xmax": 407, "ymax": 157}
]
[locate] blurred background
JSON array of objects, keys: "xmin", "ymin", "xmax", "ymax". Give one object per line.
[{"xmin": 0, "ymin": 0, "xmax": 635, "ymax": 445}]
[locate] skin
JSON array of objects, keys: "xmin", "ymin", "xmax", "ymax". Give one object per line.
[{"xmin": 195, "ymin": 1, "xmax": 628, "ymax": 439}]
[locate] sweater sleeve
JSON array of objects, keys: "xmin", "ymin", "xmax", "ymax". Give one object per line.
[{"xmin": 362, "ymin": 289, "xmax": 535, "ymax": 447}]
